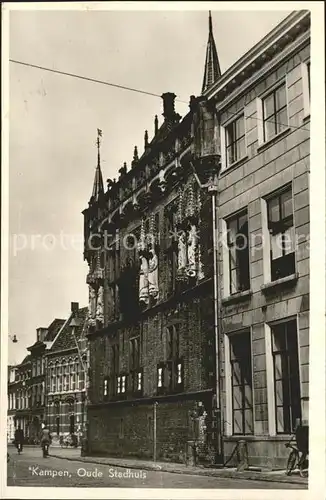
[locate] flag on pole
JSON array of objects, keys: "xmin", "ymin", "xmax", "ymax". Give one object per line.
[{"xmin": 97, "ymin": 128, "xmax": 103, "ymax": 137}]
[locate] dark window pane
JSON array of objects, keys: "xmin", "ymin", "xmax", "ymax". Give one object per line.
[
  {"xmin": 236, "ymin": 116, "xmax": 245, "ymax": 137},
  {"xmin": 281, "ymin": 189, "xmax": 293, "ymax": 219},
  {"xmin": 276, "ymin": 108, "xmax": 288, "ymax": 133},
  {"xmin": 264, "ymin": 94, "xmax": 275, "ymax": 118},
  {"xmin": 268, "ymin": 196, "xmax": 280, "ymax": 224},
  {"xmin": 226, "ymin": 126, "xmax": 234, "ymax": 147},
  {"xmin": 264, "ymin": 118, "xmax": 275, "ymax": 141},
  {"xmin": 236, "ymin": 137, "xmax": 246, "ymax": 160},
  {"xmin": 226, "ymin": 144, "xmax": 235, "ymax": 166},
  {"xmin": 230, "ymin": 332, "xmax": 253, "ymax": 435},
  {"xmin": 233, "ymin": 410, "xmax": 243, "ymax": 434},
  {"xmin": 275, "ymin": 85, "xmax": 286, "ymax": 111},
  {"xmin": 227, "ymin": 219, "xmax": 238, "ymax": 245}
]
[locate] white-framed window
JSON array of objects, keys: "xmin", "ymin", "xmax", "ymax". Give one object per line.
[
  {"xmin": 261, "ymin": 184, "xmax": 295, "ymax": 283},
  {"xmin": 265, "ymin": 319, "xmax": 301, "ymax": 436},
  {"xmin": 103, "ymin": 378, "xmax": 108, "ymax": 396},
  {"xmin": 257, "ymin": 80, "xmax": 289, "ymax": 145},
  {"xmin": 157, "ymin": 367, "xmax": 163, "ymax": 388},
  {"xmin": 137, "ymin": 371, "xmax": 142, "ymax": 391},
  {"xmin": 220, "ymin": 112, "xmax": 247, "ymax": 170},
  {"xmin": 222, "ymin": 210, "xmax": 250, "ymax": 297},
  {"xmin": 121, "ymin": 375, "xmax": 126, "ymax": 393},
  {"xmin": 301, "ymin": 60, "xmax": 310, "ymax": 119}
]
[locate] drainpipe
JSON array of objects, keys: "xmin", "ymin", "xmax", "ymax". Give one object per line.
[
  {"xmin": 210, "ymin": 179, "xmax": 224, "ymax": 464},
  {"xmin": 153, "ymin": 401, "xmax": 158, "ymax": 462}
]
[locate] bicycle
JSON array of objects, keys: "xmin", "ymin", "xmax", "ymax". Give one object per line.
[
  {"xmin": 59, "ymin": 435, "xmax": 68, "ymax": 448},
  {"xmin": 285, "ymin": 426, "xmax": 309, "ymax": 478}
]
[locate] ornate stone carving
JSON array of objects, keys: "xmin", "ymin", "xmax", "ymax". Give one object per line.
[
  {"xmin": 148, "ymin": 246, "xmax": 159, "ymax": 299},
  {"xmin": 88, "ymin": 286, "xmax": 97, "ymax": 326},
  {"xmin": 186, "ymin": 224, "xmax": 197, "ymax": 277},
  {"xmin": 139, "ymin": 256, "xmax": 149, "ymax": 305},
  {"xmin": 177, "ymin": 230, "xmax": 187, "ymax": 278},
  {"xmin": 96, "ymin": 286, "xmax": 104, "ymax": 324}
]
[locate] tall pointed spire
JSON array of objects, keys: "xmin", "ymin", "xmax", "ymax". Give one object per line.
[
  {"xmin": 202, "ymin": 11, "xmax": 221, "ymax": 94},
  {"xmin": 91, "ymin": 129, "xmax": 104, "ymax": 202}
]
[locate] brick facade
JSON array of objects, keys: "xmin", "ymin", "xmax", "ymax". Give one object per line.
[
  {"xmin": 83, "ymin": 10, "xmax": 310, "ymax": 469},
  {"xmin": 45, "ymin": 304, "xmax": 88, "ymax": 442}
]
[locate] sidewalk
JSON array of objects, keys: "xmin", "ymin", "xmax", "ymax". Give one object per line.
[{"xmin": 50, "ymin": 447, "xmax": 308, "ymax": 486}]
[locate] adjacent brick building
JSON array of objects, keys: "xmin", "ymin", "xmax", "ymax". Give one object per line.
[
  {"xmin": 9, "ymin": 355, "xmax": 32, "ymax": 440},
  {"xmin": 27, "ymin": 318, "xmax": 65, "ymax": 441},
  {"xmin": 83, "ymin": 10, "xmax": 310, "ymax": 469},
  {"xmin": 45, "ymin": 303, "xmax": 88, "ymax": 442},
  {"xmin": 7, "ymin": 365, "xmax": 19, "ymax": 442}
]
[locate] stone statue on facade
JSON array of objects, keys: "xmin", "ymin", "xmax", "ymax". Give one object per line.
[
  {"xmin": 88, "ymin": 286, "xmax": 97, "ymax": 327},
  {"xmin": 139, "ymin": 256, "xmax": 149, "ymax": 305},
  {"xmin": 177, "ymin": 230, "xmax": 187, "ymax": 276},
  {"xmin": 96, "ymin": 285, "xmax": 104, "ymax": 324},
  {"xmin": 148, "ymin": 246, "xmax": 159, "ymax": 299},
  {"xmin": 186, "ymin": 224, "xmax": 198, "ymax": 277}
]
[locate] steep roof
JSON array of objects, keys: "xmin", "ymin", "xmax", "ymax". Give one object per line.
[
  {"xmin": 50, "ymin": 307, "xmax": 88, "ymax": 353},
  {"xmin": 20, "ymin": 354, "xmax": 32, "ymax": 365},
  {"xmin": 45, "ymin": 318, "xmax": 66, "ymax": 342},
  {"xmin": 91, "ymin": 164, "xmax": 104, "ymax": 202},
  {"xmin": 202, "ymin": 11, "xmax": 221, "ymax": 93}
]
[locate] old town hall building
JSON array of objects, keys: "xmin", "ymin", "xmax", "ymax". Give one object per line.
[{"xmin": 83, "ymin": 10, "xmax": 310, "ymax": 469}]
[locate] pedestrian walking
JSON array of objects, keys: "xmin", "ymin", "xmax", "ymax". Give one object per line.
[
  {"xmin": 14, "ymin": 426, "xmax": 24, "ymax": 454},
  {"xmin": 40, "ymin": 422, "xmax": 52, "ymax": 458}
]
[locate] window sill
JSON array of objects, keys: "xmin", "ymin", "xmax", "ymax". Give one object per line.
[
  {"xmin": 261, "ymin": 273, "xmax": 299, "ymax": 293},
  {"xmin": 220, "ymin": 155, "xmax": 248, "ymax": 175},
  {"xmin": 222, "ymin": 289, "xmax": 252, "ymax": 306},
  {"xmin": 257, "ymin": 127, "xmax": 291, "ymax": 153},
  {"xmin": 224, "ymin": 434, "xmax": 293, "ymax": 442}
]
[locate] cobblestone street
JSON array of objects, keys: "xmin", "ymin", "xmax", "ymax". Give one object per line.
[{"xmin": 7, "ymin": 447, "xmax": 307, "ymax": 489}]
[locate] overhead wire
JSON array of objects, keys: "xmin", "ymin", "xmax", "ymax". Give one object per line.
[{"xmin": 10, "ymin": 58, "xmax": 310, "ymax": 133}]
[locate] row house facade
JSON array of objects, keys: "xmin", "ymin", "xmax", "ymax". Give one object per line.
[
  {"xmin": 8, "ymin": 355, "xmax": 32, "ymax": 440},
  {"xmin": 82, "ymin": 9, "xmax": 310, "ymax": 469},
  {"xmin": 203, "ymin": 10, "xmax": 310, "ymax": 468},
  {"xmin": 45, "ymin": 302, "xmax": 89, "ymax": 441},
  {"xmin": 7, "ymin": 365, "xmax": 19, "ymax": 441},
  {"xmin": 26, "ymin": 318, "xmax": 65, "ymax": 441},
  {"xmin": 7, "ymin": 307, "xmax": 87, "ymax": 444}
]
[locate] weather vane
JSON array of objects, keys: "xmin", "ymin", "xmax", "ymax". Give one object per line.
[{"xmin": 96, "ymin": 128, "xmax": 103, "ymax": 166}]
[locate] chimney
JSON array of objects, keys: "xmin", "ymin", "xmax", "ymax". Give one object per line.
[
  {"xmin": 161, "ymin": 92, "xmax": 176, "ymax": 121},
  {"xmin": 71, "ymin": 302, "xmax": 79, "ymax": 314},
  {"xmin": 36, "ymin": 327, "xmax": 48, "ymax": 342}
]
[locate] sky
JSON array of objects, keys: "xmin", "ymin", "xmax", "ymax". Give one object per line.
[{"xmin": 8, "ymin": 6, "xmax": 292, "ymax": 365}]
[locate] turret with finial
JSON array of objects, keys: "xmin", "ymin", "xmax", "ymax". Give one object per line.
[
  {"xmin": 132, "ymin": 146, "xmax": 139, "ymax": 169},
  {"xmin": 202, "ymin": 11, "xmax": 221, "ymax": 94},
  {"xmin": 90, "ymin": 128, "xmax": 104, "ymax": 203},
  {"xmin": 119, "ymin": 162, "xmax": 127, "ymax": 178},
  {"xmin": 144, "ymin": 130, "xmax": 149, "ymax": 150}
]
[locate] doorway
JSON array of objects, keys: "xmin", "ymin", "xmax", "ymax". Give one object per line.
[
  {"xmin": 69, "ymin": 414, "xmax": 75, "ymax": 434},
  {"xmin": 56, "ymin": 417, "xmax": 60, "ymax": 435}
]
